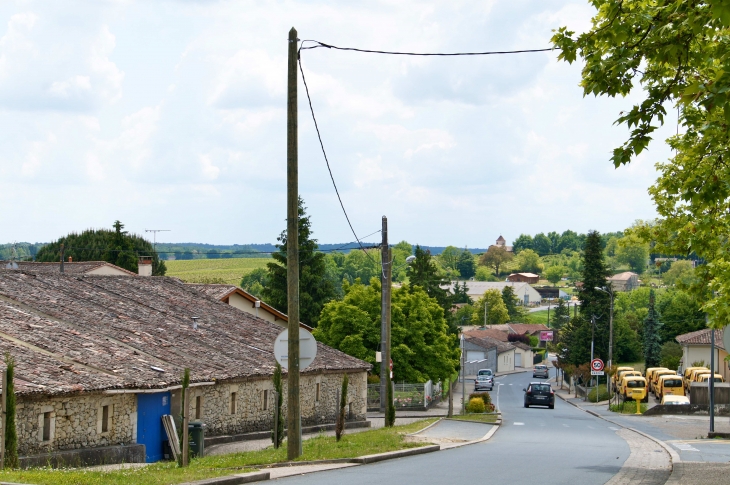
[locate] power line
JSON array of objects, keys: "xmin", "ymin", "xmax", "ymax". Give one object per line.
[
  {"xmin": 297, "ymin": 52, "xmax": 377, "ymax": 264},
  {"xmin": 300, "ymin": 40, "xmax": 553, "ymax": 56},
  {"xmin": 25, "ymin": 244, "xmax": 381, "ymax": 257}
]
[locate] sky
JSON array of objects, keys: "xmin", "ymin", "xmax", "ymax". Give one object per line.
[{"xmin": 0, "ymin": 0, "xmax": 678, "ymax": 248}]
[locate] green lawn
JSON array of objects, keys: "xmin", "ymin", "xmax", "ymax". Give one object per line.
[
  {"xmin": 449, "ymin": 414, "xmax": 499, "ymax": 423},
  {"xmin": 526, "ymin": 310, "xmax": 550, "ymax": 325},
  {"xmin": 165, "ymin": 258, "xmax": 271, "ymax": 285},
  {"xmin": 0, "ymin": 419, "xmax": 437, "ymax": 485}
]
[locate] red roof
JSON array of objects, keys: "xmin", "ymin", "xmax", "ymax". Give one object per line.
[
  {"xmin": 675, "ymin": 328, "xmax": 725, "ymax": 351},
  {"xmin": 464, "ymin": 329, "xmax": 509, "ymax": 342},
  {"xmin": 508, "ymin": 323, "xmax": 550, "ymax": 335}
]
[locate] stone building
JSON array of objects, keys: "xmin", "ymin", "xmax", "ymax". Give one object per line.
[{"xmin": 0, "ymin": 270, "xmax": 369, "ymax": 466}]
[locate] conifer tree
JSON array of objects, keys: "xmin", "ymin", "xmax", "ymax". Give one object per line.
[{"xmin": 643, "ymin": 289, "xmax": 662, "ymax": 369}]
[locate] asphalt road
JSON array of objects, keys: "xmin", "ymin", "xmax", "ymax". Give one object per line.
[{"xmin": 273, "ymin": 368, "xmax": 631, "ymax": 485}]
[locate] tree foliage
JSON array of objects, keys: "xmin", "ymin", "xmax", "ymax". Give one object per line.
[
  {"xmin": 501, "ymin": 286, "xmax": 525, "ymax": 322},
  {"xmin": 643, "ymin": 289, "xmax": 662, "ymax": 369},
  {"xmin": 471, "ymin": 289, "xmax": 510, "ymax": 326},
  {"xmin": 407, "ymin": 246, "xmax": 454, "ymax": 327},
  {"xmin": 35, "ymin": 221, "xmax": 166, "ymax": 275},
  {"xmin": 479, "ymin": 246, "xmax": 512, "ymax": 276},
  {"xmin": 552, "ymin": 1, "xmax": 730, "ymax": 328},
  {"xmin": 662, "ymin": 260, "xmax": 696, "ymax": 287},
  {"xmin": 544, "ymin": 266, "xmax": 564, "ymax": 286},
  {"xmin": 263, "ymin": 198, "xmax": 336, "ymax": 327},
  {"xmin": 512, "ymin": 249, "xmax": 543, "ymax": 274},
  {"xmin": 455, "ymin": 250, "xmax": 477, "ymax": 279},
  {"xmin": 240, "ymin": 268, "xmax": 268, "ymax": 299},
  {"xmin": 314, "ymin": 279, "xmax": 458, "ymax": 383},
  {"xmin": 615, "ymin": 233, "xmax": 649, "ymax": 274},
  {"xmin": 552, "ymin": 298, "xmax": 570, "ymax": 330}
]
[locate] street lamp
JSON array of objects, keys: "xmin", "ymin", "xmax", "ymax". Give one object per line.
[{"xmin": 595, "ymin": 285, "xmax": 615, "ymax": 408}]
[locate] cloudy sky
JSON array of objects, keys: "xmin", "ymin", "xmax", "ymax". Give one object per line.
[{"xmin": 0, "ymin": 0, "xmax": 676, "ymax": 248}]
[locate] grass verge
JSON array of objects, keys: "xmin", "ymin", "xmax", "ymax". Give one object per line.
[
  {"xmin": 449, "ymin": 414, "xmax": 499, "ymax": 424},
  {"xmin": 609, "ymin": 401, "xmax": 648, "ymax": 414},
  {"xmin": 0, "ymin": 419, "xmax": 437, "ymax": 485}
]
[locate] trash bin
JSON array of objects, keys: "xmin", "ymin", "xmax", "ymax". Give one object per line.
[{"xmin": 188, "ymin": 422, "xmax": 205, "ymax": 458}]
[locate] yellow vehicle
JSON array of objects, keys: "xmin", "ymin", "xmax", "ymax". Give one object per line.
[
  {"xmin": 645, "ymin": 367, "xmax": 668, "ymax": 388},
  {"xmin": 621, "ymin": 376, "xmax": 648, "ymax": 402},
  {"xmin": 683, "ymin": 366, "xmax": 709, "ymax": 391},
  {"xmin": 612, "ymin": 367, "xmax": 635, "ymax": 391},
  {"xmin": 697, "ymin": 373, "xmax": 725, "ymax": 384},
  {"xmin": 656, "ymin": 374, "xmax": 684, "ymax": 401},
  {"xmin": 687, "ymin": 368, "xmax": 711, "ymax": 390},
  {"xmin": 651, "ymin": 370, "xmax": 677, "ymax": 395}
]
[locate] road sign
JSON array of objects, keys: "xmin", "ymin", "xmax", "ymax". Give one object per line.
[
  {"xmin": 273, "ymin": 328, "xmax": 318, "ymax": 370},
  {"xmin": 591, "ymin": 358, "xmax": 604, "ymax": 372},
  {"xmin": 591, "ymin": 370, "xmax": 605, "ymax": 376}
]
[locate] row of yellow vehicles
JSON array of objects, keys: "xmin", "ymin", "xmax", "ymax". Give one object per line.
[{"xmin": 611, "ymin": 365, "xmax": 725, "ymax": 403}]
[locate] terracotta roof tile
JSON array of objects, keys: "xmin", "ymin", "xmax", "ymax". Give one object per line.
[
  {"xmin": 3, "ymin": 261, "xmax": 136, "ymax": 276},
  {"xmin": 675, "ymin": 328, "xmax": 725, "ymax": 351}
]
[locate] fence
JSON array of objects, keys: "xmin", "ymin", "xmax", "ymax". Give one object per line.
[{"xmin": 367, "ymin": 380, "xmax": 441, "ymax": 411}]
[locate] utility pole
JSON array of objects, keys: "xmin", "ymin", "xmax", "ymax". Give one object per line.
[
  {"xmin": 484, "ymin": 297, "xmax": 488, "ymax": 327},
  {"xmin": 60, "ymin": 243, "xmax": 65, "ymax": 274},
  {"xmin": 145, "ymin": 229, "xmax": 170, "ymax": 253},
  {"xmin": 710, "ymin": 315, "xmax": 715, "ymax": 433},
  {"xmin": 286, "ymin": 26, "xmax": 301, "ymax": 460},
  {"xmin": 380, "ymin": 216, "xmax": 389, "ymax": 412},
  {"xmin": 590, "ymin": 314, "xmax": 596, "ymax": 402},
  {"xmin": 461, "ymin": 334, "xmax": 465, "ymax": 414}
]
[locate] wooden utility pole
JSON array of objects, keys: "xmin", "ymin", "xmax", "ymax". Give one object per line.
[
  {"xmin": 380, "ymin": 216, "xmax": 388, "ymax": 412},
  {"xmin": 1, "ymin": 370, "xmax": 6, "ymax": 469},
  {"xmin": 182, "ymin": 389, "xmax": 189, "ymax": 467},
  {"xmin": 286, "ymin": 26, "xmax": 301, "ymax": 460}
]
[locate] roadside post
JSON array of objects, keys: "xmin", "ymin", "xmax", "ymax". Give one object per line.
[
  {"xmin": 590, "ymin": 358, "xmax": 605, "ymax": 403},
  {"xmin": 461, "ymin": 334, "xmax": 465, "ymax": 415}
]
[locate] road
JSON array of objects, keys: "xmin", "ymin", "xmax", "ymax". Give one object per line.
[{"xmin": 273, "ymin": 368, "xmax": 631, "ymax": 484}]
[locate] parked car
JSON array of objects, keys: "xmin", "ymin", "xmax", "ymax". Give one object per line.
[
  {"xmin": 661, "ymin": 395, "xmax": 690, "ymax": 406},
  {"xmin": 523, "ymin": 382, "xmax": 554, "ymax": 409},
  {"xmin": 696, "ymin": 373, "xmax": 725, "ymax": 384},
  {"xmin": 612, "ymin": 367, "xmax": 635, "ymax": 392},
  {"xmin": 533, "ymin": 364, "xmax": 549, "ymax": 379},
  {"xmin": 621, "ymin": 376, "xmax": 648, "ymax": 402},
  {"xmin": 656, "ymin": 374, "xmax": 684, "ymax": 401},
  {"xmin": 474, "ymin": 375, "xmax": 493, "ymax": 391},
  {"xmin": 651, "ymin": 369, "xmax": 677, "ymax": 395},
  {"xmin": 683, "ymin": 366, "xmax": 709, "ymax": 392}
]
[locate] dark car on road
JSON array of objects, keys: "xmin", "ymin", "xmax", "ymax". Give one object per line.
[
  {"xmin": 524, "ymin": 382, "xmax": 554, "ymax": 409},
  {"xmin": 533, "ymin": 364, "xmax": 549, "ymax": 379},
  {"xmin": 474, "ymin": 375, "xmax": 493, "ymax": 391}
]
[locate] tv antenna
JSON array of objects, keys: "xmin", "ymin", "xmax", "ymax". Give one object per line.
[{"xmin": 145, "ymin": 229, "xmax": 171, "ymax": 253}]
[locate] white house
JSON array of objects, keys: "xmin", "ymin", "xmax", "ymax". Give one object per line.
[
  {"xmin": 676, "ymin": 328, "xmax": 729, "ymax": 382},
  {"xmin": 443, "ymin": 281, "xmax": 542, "ymax": 306}
]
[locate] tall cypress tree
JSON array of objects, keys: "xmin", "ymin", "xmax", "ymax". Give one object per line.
[
  {"xmin": 643, "ymin": 289, "xmax": 662, "ymax": 369},
  {"xmin": 408, "ymin": 246, "xmax": 454, "ymax": 330},
  {"xmin": 558, "ymin": 231, "xmax": 610, "ymax": 365},
  {"xmin": 263, "ymin": 197, "xmax": 336, "ymax": 327}
]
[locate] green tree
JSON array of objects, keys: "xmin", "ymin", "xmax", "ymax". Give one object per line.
[
  {"xmin": 408, "ymin": 246, "xmax": 453, "ymax": 319},
  {"xmin": 471, "ymin": 289, "xmax": 509, "ymax": 326},
  {"xmin": 314, "ymin": 279, "xmax": 458, "ymax": 383},
  {"xmin": 644, "ymin": 289, "xmax": 662, "ymax": 369},
  {"xmin": 501, "ymin": 286, "xmax": 525, "ymax": 322},
  {"xmin": 475, "ymin": 266, "xmax": 497, "ymax": 282},
  {"xmin": 454, "ymin": 304, "xmax": 475, "ymax": 327},
  {"xmin": 656, "ymin": 289, "xmax": 706, "ymax": 343},
  {"xmin": 544, "ymin": 266, "xmax": 564, "ymax": 286},
  {"xmin": 512, "ymin": 249, "xmax": 543, "ymax": 274},
  {"xmin": 263, "ymin": 198, "xmax": 336, "ymax": 327},
  {"xmin": 552, "ymin": 298, "xmax": 570, "ymax": 330},
  {"xmin": 452, "ymin": 282, "xmax": 472, "ymax": 304},
  {"xmin": 439, "ymin": 246, "xmax": 461, "ymax": 271},
  {"xmin": 35, "ymin": 221, "xmax": 166, "ymax": 275},
  {"xmin": 662, "ymin": 260, "xmax": 696, "ymax": 287},
  {"xmin": 615, "ymin": 233, "xmax": 649, "ymax": 274},
  {"xmin": 552, "ymin": 2, "xmax": 730, "ymax": 327},
  {"xmin": 478, "ymin": 245, "xmax": 512, "ymax": 276},
  {"xmin": 512, "ymin": 234, "xmax": 533, "ymax": 254},
  {"xmin": 660, "ymin": 341, "xmax": 683, "ymax": 371},
  {"xmin": 240, "ymin": 268, "xmax": 268, "ymax": 299},
  {"xmin": 533, "ymin": 233, "xmax": 553, "ymax": 256},
  {"xmin": 455, "ymin": 250, "xmax": 477, "ymax": 279}
]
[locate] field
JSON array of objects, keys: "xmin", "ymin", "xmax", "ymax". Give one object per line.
[{"xmin": 165, "ymin": 258, "xmax": 271, "ymax": 285}]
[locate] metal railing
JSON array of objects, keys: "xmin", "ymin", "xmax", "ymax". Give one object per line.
[{"xmin": 367, "ymin": 380, "xmax": 441, "ymax": 410}]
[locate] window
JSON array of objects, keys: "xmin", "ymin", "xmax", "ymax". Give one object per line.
[
  {"xmin": 315, "ymin": 383, "xmax": 320, "ymax": 402},
  {"xmin": 230, "ymin": 392, "xmax": 237, "ymax": 414},
  {"xmin": 195, "ymin": 396, "xmax": 202, "ymax": 420},
  {"xmin": 263, "ymin": 390, "xmax": 269, "ymax": 411},
  {"xmin": 43, "ymin": 412, "xmax": 51, "ymax": 441},
  {"xmin": 101, "ymin": 405, "xmax": 110, "ymax": 433}
]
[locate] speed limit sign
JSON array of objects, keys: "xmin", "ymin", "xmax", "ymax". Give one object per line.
[{"xmin": 591, "ymin": 359, "xmax": 603, "ymax": 373}]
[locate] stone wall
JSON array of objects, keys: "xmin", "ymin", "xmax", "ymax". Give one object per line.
[
  {"xmin": 16, "ymin": 393, "xmax": 135, "ymax": 456},
  {"xmin": 173, "ymin": 371, "xmax": 367, "ymax": 437}
]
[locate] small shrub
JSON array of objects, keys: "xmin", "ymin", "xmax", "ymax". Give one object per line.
[
  {"xmin": 587, "ymin": 384, "xmax": 610, "ymax": 403},
  {"xmin": 466, "ymin": 397, "xmax": 486, "ymax": 413},
  {"xmin": 367, "ymin": 374, "xmax": 380, "ymax": 384},
  {"xmin": 691, "ymin": 360, "xmax": 706, "ymax": 367},
  {"xmin": 467, "ymin": 392, "xmax": 494, "ymax": 412}
]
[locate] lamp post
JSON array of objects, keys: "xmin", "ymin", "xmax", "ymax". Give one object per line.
[{"xmin": 595, "ymin": 285, "xmax": 615, "ymax": 408}]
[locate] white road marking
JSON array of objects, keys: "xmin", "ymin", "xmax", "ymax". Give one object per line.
[
  {"xmin": 609, "ymin": 427, "xmax": 620, "ymax": 431},
  {"xmin": 674, "ymin": 443, "xmax": 700, "ymax": 452},
  {"xmin": 587, "ymin": 426, "xmax": 595, "ymax": 429},
  {"xmin": 562, "ymin": 423, "xmax": 569, "ymax": 427},
  {"xmin": 509, "ymin": 384, "xmax": 513, "ymax": 386},
  {"xmin": 514, "ymin": 422, "xmax": 524, "ymax": 426}
]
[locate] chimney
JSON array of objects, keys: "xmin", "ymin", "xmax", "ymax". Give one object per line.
[
  {"xmin": 68, "ymin": 256, "xmax": 72, "ymax": 262},
  {"xmin": 138, "ymin": 256, "xmax": 153, "ymax": 277}
]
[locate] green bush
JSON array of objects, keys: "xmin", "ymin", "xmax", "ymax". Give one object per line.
[
  {"xmin": 468, "ymin": 392, "xmax": 495, "ymax": 412},
  {"xmin": 466, "ymin": 397, "xmax": 486, "ymax": 413},
  {"xmin": 367, "ymin": 374, "xmax": 380, "ymax": 384},
  {"xmin": 660, "ymin": 342, "xmax": 682, "ymax": 371},
  {"xmin": 587, "ymin": 384, "xmax": 610, "ymax": 403}
]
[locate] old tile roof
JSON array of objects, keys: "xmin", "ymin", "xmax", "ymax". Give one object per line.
[
  {"xmin": 0, "ymin": 271, "xmax": 369, "ymax": 396},
  {"xmin": 508, "ymin": 323, "xmax": 550, "ymax": 335},
  {"xmin": 467, "ymin": 335, "xmax": 515, "ymax": 354},
  {"xmin": 511, "ymin": 342, "xmax": 533, "ymax": 351},
  {"xmin": 608, "ymin": 271, "xmax": 638, "ymax": 281},
  {"xmin": 464, "ymin": 329, "xmax": 509, "ymax": 342},
  {"xmin": 675, "ymin": 328, "xmax": 725, "ymax": 351},
  {"xmin": 3, "ymin": 261, "xmax": 137, "ymax": 276},
  {"xmin": 186, "ymin": 283, "xmax": 239, "ymax": 301}
]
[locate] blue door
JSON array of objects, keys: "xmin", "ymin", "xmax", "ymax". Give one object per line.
[{"xmin": 137, "ymin": 392, "xmax": 171, "ymax": 462}]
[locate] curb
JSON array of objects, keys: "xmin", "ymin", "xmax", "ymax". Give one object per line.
[
  {"xmin": 179, "ymin": 471, "xmax": 270, "ymax": 485},
  {"xmin": 405, "ymin": 417, "xmax": 443, "ymax": 436},
  {"xmin": 443, "ymin": 418, "xmax": 501, "ymax": 426},
  {"xmin": 351, "ymin": 445, "xmax": 441, "ymax": 464}
]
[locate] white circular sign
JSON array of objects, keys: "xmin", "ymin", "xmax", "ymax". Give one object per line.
[
  {"xmin": 591, "ymin": 359, "xmax": 604, "ymax": 372},
  {"xmin": 273, "ymin": 328, "xmax": 318, "ymax": 370}
]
